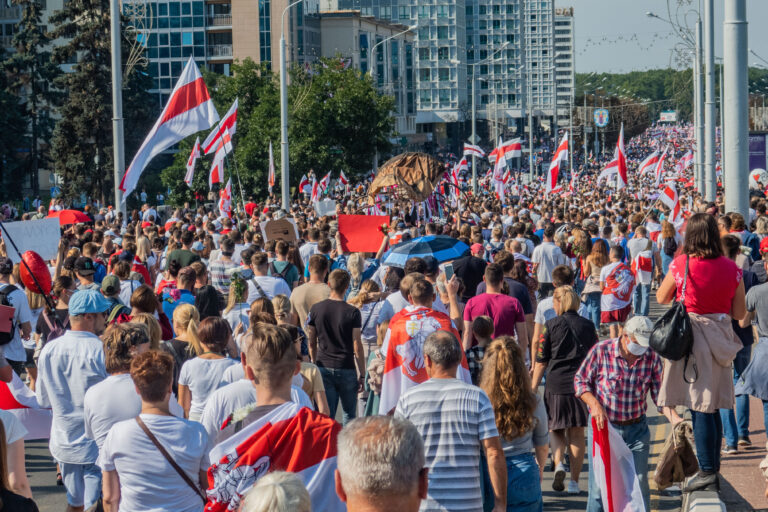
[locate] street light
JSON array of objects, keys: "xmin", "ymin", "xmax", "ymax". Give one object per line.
[
  {"xmin": 469, "ymin": 41, "xmax": 510, "ymax": 194},
  {"xmin": 279, "ymin": 0, "xmax": 304, "ymax": 211}
]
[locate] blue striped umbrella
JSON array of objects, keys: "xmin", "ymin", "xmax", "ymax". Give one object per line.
[{"xmin": 382, "ymin": 235, "xmax": 470, "ymax": 268}]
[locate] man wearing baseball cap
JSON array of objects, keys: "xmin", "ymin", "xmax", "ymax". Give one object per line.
[
  {"xmin": 574, "ymin": 315, "xmax": 683, "ymax": 512},
  {"xmin": 74, "ymin": 257, "xmax": 100, "ymax": 292},
  {"xmin": 36, "ymin": 289, "xmax": 110, "ymax": 512}
]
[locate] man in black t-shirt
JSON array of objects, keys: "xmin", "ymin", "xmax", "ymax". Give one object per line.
[{"xmin": 306, "ymin": 269, "xmax": 363, "ymax": 425}]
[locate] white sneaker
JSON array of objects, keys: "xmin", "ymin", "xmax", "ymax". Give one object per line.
[
  {"xmin": 567, "ymin": 480, "xmax": 580, "ymax": 495},
  {"xmin": 552, "ymin": 464, "xmax": 566, "ymax": 492}
]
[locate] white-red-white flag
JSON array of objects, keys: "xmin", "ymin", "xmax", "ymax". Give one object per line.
[
  {"xmin": 660, "ymin": 183, "xmax": 683, "ymax": 228},
  {"xmin": 545, "ymin": 132, "xmax": 568, "ymax": 194},
  {"xmin": 654, "ymin": 147, "xmax": 669, "ymax": 187},
  {"xmin": 120, "ymin": 57, "xmax": 219, "ymax": 200},
  {"xmin": 208, "ymin": 127, "xmax": 233, "ymax": 189},
  {"xmin": 591, "ymin": 418, "xmax": 646, "ymax": 512},
  {"xmin": 675, "ymin": 150, "xmax": 693, "ymax": 174},
  {"xmin": 184, "ymin": 137, "xmax": 201, "ymax": 187},
  {"xmin": 203, "ymin": 98, "xmax": 238, "ymax": 155},
  {"xmin": 268, "ymin": 141, "xmax": 275, "ymax": 193},
  {"xmin": 206, "ymin": 402, "xmax": 344, "ymax": 512},
  {"xmin": 319, "ymin": 172, "xmax": 331, "ymax": 193},
  {"xmin": 338, "ymin": 170, "xmax": 349, "ymax": 186},
  {"xmin": 502, "ymin": 138, "xmax": 522, "ymax": 159},
  {"xmin": 299, "ymin": 174, "xmax": 311, "ymax": 194},
  {"xmin": 218, "ymin": 178, "xmax": 232, "ymax": 218},
  {"xmin": 637, "ymin": 151, "xmax": 659, "ymax": 177},
  {"xmin": 0, "ymin": 372, "xmax": 51, "ymax": 440},
  {"xmin": 616, "ymin": 124, "xmax": 628, "ymax": 190},
  {"xmin": 463, "ymin": 143, "xmax": 486, "ymax": 158},
  {"xmin": 568, "ymin": 171, "xmax": 578, "ymax": 195},
  {"xmin": 310, "ymin": 177, "xmax": 319, "ymax": 203}
]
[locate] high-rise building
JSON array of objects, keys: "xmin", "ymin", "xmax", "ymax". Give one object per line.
[
  {"xmin": 554, "ymin": 7, "xmax": 574, "ymax": 130},
  {"xmin": 523, "ymin": 0, "xmax": 555, "ymax": 134},
  {"xmin": 0, "ymin": 3, "xmax": 22, "ymax": 53}
]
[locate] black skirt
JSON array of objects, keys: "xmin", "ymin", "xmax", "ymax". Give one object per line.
[{"xmin": 543, "ymin": 390, "xmax": 589, "ymax": 430}]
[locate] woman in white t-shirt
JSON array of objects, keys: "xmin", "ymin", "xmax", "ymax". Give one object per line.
[
  {"xmin": 0, "ymin": 408, "xmax": 32, "ymax": 499},
  {"xmin": 84, "ymin": 323, "xmax": 183, "ymax": 452},
  {"xmin": 178, "ymin": 317, "xmax": 238, "ymax": 421},
  {"xmin": 100, "ymin": 350, "xmax": 209, "ymax": 512}
]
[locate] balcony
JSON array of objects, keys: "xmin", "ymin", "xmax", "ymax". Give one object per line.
[
  {"xmin": 207, "ymin": 44, "xmax": 233, "ymax": 58},
  {"xmin": 207, "ymin": 14, "xmax": 232, "ymax": 27},
  {"xmin": 0, "ymin": 36, "xmax": 14, "ymax": 48}
]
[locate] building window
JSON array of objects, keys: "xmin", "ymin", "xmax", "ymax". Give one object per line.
[
  {"xmin": 419, "ymin": 68, "xmax": 430, "ymax": 81},
  {"xmin": 466, "ymin": 5, "xmax": 473, "ymax": 15},
  {"xmin": 438, "ymin": 68, "xmax": 448, "ymax": 81},
  {"xmin": 420, "ymin": 90, "xmax": 431, "ymax": 106},
  {"xmin": 437, "ymin": 26, "xmax": 448, "ymax": 39},
  {"xmin": 399, "ymin": 6, "xmax": 408, "ymax": 19},
  {"xmin": 437, "ymin": 47, "xmax": 448, "ymax": 61},
  {"xmin": 479, "ymin": 5, "xmax": 486, "ymax": 14}
]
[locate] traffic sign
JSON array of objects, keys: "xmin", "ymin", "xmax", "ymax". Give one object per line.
[{"xmin": 594, "ymin": 109, "xmax": 609, "ymax": 128}]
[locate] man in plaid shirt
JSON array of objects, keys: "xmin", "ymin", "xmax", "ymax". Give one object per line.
[{"xmin": 574, "ymin": 316, "xmax": 682, "ymax": 512}]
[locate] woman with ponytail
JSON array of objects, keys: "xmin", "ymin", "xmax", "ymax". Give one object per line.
[
  {"xmin": 480, "ymin": 336, "xmax": 548, "ymax": 511},
  {"xmin": 163, "ymin": 303, "xmax": 203, "ymax": 394}
]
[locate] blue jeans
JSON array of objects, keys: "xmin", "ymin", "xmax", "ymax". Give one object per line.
[
  {"xmin": 60, "ymin": 462, "xmax": 102, "ymax": 509},
  {"xmin": 584, "ymin": 293, "xmax": 601, "ymax": 330},
  {"xmin": 632, "ymin": 284, "xmax": 651, "ymax": 317},
  {"xmin": 691, "ymin": 410, "xmax": 723, "ymax": 473},
  {"xmin": 720, "ymin": 345, "xmax": 752, "ymax": 447},
  {"xmin": 319, "ymin": 367, "xmax": 358, "ymax": 425},
  {"xmin": 482, "ymin": 452, "xmax": 543, "ymax": 512},
  {"xmin": 587, "ymin": 418, "xmax": 651, "ymax": 512}
]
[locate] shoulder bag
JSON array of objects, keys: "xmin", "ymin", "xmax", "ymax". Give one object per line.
[
  {"xmin": 649, "ymin": 256, "xmax": 697, "ymax": 382},
  {"xmin": 135, "ymin": 416, "xmax": 206, "ymax": 503}
]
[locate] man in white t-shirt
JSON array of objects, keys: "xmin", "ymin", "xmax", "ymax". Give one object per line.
[
  {"xmin": 247, "ymin": 252, "xmax": 292, "ymax": 303},
  {"xmin": 0, "ymin": 257, "xmax": 32, "ymax": 375},
  {"xmin": 531, "ymin": 225, "xmax": 566, "ymax": 298},
  {"xmin": 299, "ymin": 227, "xmax": 320, "ymax": 268}
]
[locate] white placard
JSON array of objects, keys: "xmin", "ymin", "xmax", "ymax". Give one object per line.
[
  {"xmin": 0, "ymin": 218, "xmax": 61, "ymax": 263},
  {"xmin": 314, "ymin": 199, "xmax": 337, "ymax": 218}
]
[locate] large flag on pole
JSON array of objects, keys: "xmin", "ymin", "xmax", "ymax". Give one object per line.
[
  {"xmin": 184, "ymin": 137, "xmax": 201, "ymax": 187},
  {"xmin": 202, "ymin": 98, "xmax": 238, "ymax": 155},
  {"xmin": 660, "ymin": 183, "xmax": 684, "ymax": 228},
  {"xmin": 591, "ymin": 418, "xmax": 646, "ymax": 512},
  {"xmin": 208, "ymin": 127, "xmax": 233, "ymax": 189},
  {"xmin": 654, "ymin": 147, "xmax": 669, "ymax": 187},
  {"xmin": 319, "ymin": 172, "xmax": 331, "ymax": 194},
  {"xmin": 120, "ymin": 56, "xmax": 219, "ymax": 200},
  {"xmin": 0, "ymin": 372, "xmax": 51, "ymax": 440},
  {"xmin": 545, "ymin": 132, "xmax": 568, "ymax": 194},
  {"xmin": 299, "ymin": 174, "xmax": 311, "ymax": 194},
  {"xmin": 637, "ymin": 151, "xmax": 659, "ymax": 177},
  {"xmin": 463, "ymin": 143, "xmax": 486, "ymax": 158},
  {"xmin": 598, "ymin": 148, "xmax": 620, "ymax": 184},
  {"xmin": 268, "ymin": 141, "xmax": 275, "ymax": 193},
  {"xmin": 616, "ymin": 124, "xmax": 628, "ymax": 190}
]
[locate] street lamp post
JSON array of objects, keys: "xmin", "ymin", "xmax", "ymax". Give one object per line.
[
  {"xmin": 704, "ymin": 0, "xmax": 716, "ymax": 202},
  {"xmin": 279, "ymin": 0, "xmax": 304, "ymax": 211},
  {"xmin": 110, "ymin": 0, "xmax": 125, "ymax": 212},
  {"xmin": 724, "ymin": 0, "xmax": 749, "ymax": 217}
]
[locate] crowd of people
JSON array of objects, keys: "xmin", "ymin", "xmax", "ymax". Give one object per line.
[{"xmin": 0, "ymin": 121, "xmax": 766, "ymax": 512}]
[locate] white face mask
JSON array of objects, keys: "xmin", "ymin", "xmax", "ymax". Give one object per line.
[{"xmin": 626, "ymin": 339, "xmax": 649, "ymax": 356}]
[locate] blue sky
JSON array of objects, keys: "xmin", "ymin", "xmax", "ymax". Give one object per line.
[{"xmin": 557, "ymin": 0, "xmax": 768, "ymax": 73}]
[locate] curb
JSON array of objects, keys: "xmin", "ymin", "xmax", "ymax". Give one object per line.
[{"xmin": 682, "ymin": 490, "xmax": 725, "ymax": 512}]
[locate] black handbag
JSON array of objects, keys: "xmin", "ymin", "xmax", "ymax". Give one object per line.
[{"xmin": 650, "ymin": 256, "xmax": 697, "ymax": 382}]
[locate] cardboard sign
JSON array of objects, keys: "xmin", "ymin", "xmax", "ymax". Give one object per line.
[
  {"xmin": 0, "ymin": 218, "xmax": 61, "ymax": 263},
  {"xmin": 337, "ymin": 214, "xmax": 390, "ymax": 253},
  {"xmin": 314, "ymin": 199, "xmax": 336, "ymax": 218},
  {"xmin": 260, "ymin": 218, "xmax": 299, "ymax": 243}
]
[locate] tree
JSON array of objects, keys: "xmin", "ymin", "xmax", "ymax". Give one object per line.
[
  {"xmin": 0, "ymin": 55, "xmax": 27, "ymax": 201},
  {"xmin": 4, "ymin": 0, "xmax": 60, "ymax": 197},
  {"xmin": 49, "ymin": 0, "xmax": 155, "ymax": 204}
]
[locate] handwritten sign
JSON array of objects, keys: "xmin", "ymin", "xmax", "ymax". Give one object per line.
[
  {"xmin": 0, "ymin": 218, "xmax": 60, "ymax": 263},
  {"xmin": 260, "ymin": 218, "xmax": 299, "ymax": 243}
]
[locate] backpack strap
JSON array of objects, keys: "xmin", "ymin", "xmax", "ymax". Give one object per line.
[{"xmin": 251, "ymin": 278, "xmax": 267, "ymax": 299}]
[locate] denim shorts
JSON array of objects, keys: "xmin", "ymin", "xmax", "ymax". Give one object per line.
[{"xmin": 59, "ymin": 462, "xmax": 102, "ymax": 508}]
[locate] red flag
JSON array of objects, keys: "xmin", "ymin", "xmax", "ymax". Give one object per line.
[
  {"xmin": 203, "ymin": 98, "xmax": 238, "ymax": 155},
  {"xmin": 120, "ymin": 57, "xmax": 219, "ymax": 199},
  {"xmin": 546, "ymin": 132, "xmax": 568, "ymax": 194},
  {"xmin": 206, "ymin": 403, "xmax": 343, "ymax": 512},
  {"xmin": 184, "ymin": 137, "xmax": 201, "ymax": 187}
]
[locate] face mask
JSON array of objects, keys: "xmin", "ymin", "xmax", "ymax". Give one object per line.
[{"xmin": 626, "ymin": 339, "xmax": 648, "ymax": 356}]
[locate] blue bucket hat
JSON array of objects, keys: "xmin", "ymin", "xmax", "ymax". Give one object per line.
[{"xmin": 69, "ymin": 289, "xmax": 112, "ymax": 316}]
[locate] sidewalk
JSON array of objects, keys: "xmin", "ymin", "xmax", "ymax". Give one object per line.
[{"xmin": 718, "ymin": 396, "xmax": 768, "ymax": 511}]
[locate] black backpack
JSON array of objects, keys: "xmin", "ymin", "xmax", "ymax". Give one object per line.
[
  {"xmin": 0, "ymin": 285, "xmax": 17, "ymax": 346},
  {"xmin": 270, "ymin": 261, "xmax": 294, "ymax": 286}
]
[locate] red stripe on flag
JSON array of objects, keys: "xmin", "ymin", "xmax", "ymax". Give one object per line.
[
  {"xmin": 161, "ymin": 77, "xmax": 211, "ymax": 124},
  {"xmin": 0, "ymin": 381, "xmax": 28, "ymax": 410}
]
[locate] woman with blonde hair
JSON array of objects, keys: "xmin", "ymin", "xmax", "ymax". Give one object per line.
[
  {"xmin": 239, "ymin": 471, "xmax": 311, "ymax": 512},
  {"xmin": 128, "ymin": 313, "xmax": 162, "ymax": 350},
  {"xmin": 481, "ymin": 336, "xmax": 548, "ymax": 511},
  {"xmin": 582, "ymin": 239, "xmax": 609, "ymax": 330},
  {"xmin": 164, "ymin": 303, "xmax": 202, "ymax": 393},
  {"xmin": 531, "ymin": 286, "xmax": 598, "ymax": 495}
]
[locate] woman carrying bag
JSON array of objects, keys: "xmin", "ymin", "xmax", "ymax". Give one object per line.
[{"xmin": 656, "ymin": 213, "xmax": 746, "ymax": 493}]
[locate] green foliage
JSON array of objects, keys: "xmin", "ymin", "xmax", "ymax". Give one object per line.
[
  {"xmin": 0, "ymin": 58, "xmax": 27, "ymax": 201},
  {"xmin": 49, "ymin": 0, "xmax": 155, "ymax": 204},
  {"xmin": 161, "ymin": 57, "xmax": 396, "ymax": 206},
  {"xmin": 3, "ymin": 0, "xmax": 60, "ymax": 196}
]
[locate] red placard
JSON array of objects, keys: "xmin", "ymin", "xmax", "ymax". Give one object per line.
[{"xmin": 338, "ymin": 215, "xmax": 389, "ymax": 253}]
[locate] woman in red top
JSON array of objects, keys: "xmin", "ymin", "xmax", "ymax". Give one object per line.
[{"xmin": 656, "ymin": 213, "xmax": 746, "ymax": 493}]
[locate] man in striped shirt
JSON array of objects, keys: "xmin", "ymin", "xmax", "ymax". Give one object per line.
[{"xmin": 395, "ymin": 330, "xmax": 506, "ymax": 512}]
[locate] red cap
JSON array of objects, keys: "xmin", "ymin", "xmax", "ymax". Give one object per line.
[
  {"xmin": 188, "ymin": 225, "xmax": 196, "ymax": 232},
  {"xmin": 470, "ymin": 243, "xmax": 484, "ymax": 254},
  {"xmin": 760, "ymin": 237, "xmax": 768, "ymax": 254},
  {"xmin": 263, "ymin": 206, "xmax": 269, "ymax": 214}
]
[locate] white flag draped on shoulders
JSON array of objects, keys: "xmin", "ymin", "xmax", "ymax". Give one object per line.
[
  {"xmin": 0, "ymin": 372, "xmax": 52, "ymax": 440},
  {"xmin": 591, "ymin": 418, "xmax": 646, "ymax": 512}
]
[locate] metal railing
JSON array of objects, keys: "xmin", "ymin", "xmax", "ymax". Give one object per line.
[
  {"xmin": 207, "ymin": 14, "xmax": 232, "ymax": 26},
  {"xmin": 207, "ymin": 44, "xmax": 233, "ymax": 57}
]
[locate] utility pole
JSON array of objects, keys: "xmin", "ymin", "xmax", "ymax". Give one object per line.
[
  {"xmin": 723, "ymin": 0, "xmax": 749, "ymax": 217},
  {"xmin": 719, "ymin": 59, "xmax": 725, "ymax": 178},
  {"xmin": 695, "ymin": 19, "xmax": 705, "ymax": 194},
  {"xmin": 110, "ymin": 0, "xmax": 125, "ymax": 212},
  {"xmin": 583, "ymin": 94, "xmax": 587, "ymax": 162},
  {"xmin": 704, "ymin": 0, "xmax": 716, "ymax": 201},
  {"xmin": 471, "ymin": 63, "xmax": 477, "ymax": 195},
  {"xmin": 528, "ymin": 85, "xmax": 534, "ymax": 180}
]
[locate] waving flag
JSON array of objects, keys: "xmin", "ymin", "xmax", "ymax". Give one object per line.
[
  {"xmin": 319, "ymin": 172, "xmax": 331, "ymax": 194},
  {"xmin": 675, "ymin": 150, "xmax": 693, "ymax": 173},
  {"xmin": 546, "ymin": 132, "xmax": 568, "ymax": 194},
  {"xmin": 310, "ymin": 177, "xmax": 319, "ymax": 203},
  {"xmin": 338, "ymin": 170, "xmax": 348, "ymax": 186},
  {"xmin": 120, "ymin": 56, "xmax": 219, "ymax": 200},
  {"xmin": 299, "ymin": 174, "xmax": 311, "ymax": 194},
  {"xmin": 218, "ymin": 178, "xmax": 232, "ymax": 218},
  {"xmin": 660, "ymin": 183, "xmax": 683, "ymax": 228},
  {"xmin": 184, "ymin": 137, "xmax": 201, "ymax": 187},
  {"xmin": 637, "ymin": 151, "xmax": 659, "ymax": 177},
  {"xmin": 203, "ymin": 98, "xmax": 238, "ymax": 155},
  {"xmin": 0, "ymin": 372, "xmax": 51, "ymax": 440},
  {"xmin": 463, "ymin": 143, "xmax": 486, "ymax": 158},
  {"xmin": 654, "ymin": 147, "xmax": 669, "ymax": 187},
  {"xmin": 268, "ymin": 141, "xmax": 275, "ymax": 193},
  {"xmin": 591, "ymin": 418, "xmax": 646, "ymax": 512},
  {"xmin": 208, "ymin": 127, "xmax": 233, "ymax": 189},
  {"xmin": 568, "ymin": 171, "xmax": 578, "ymax": 195},
  {"xmin": 206, "ymin": 402, "xmax": 343, "ymax": 512},
  {"xmin": 598, "ymin": 152, "xmax": 619, "ymax": 184},
  {"xmin": 379, "ymin": 306, "xmax": 471, "ymax": 415},
  {"xmin": 502, "ymin": 138, "xmax": 522, "ymax": 159},
  {"xmin": 615, "ymin": 124, "xmax": 628, "ymax": 190}
]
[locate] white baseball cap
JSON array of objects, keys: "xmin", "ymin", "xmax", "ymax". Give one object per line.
[{"xmin": 624, "ymin": 316, "xmax": 654, "ymax": 347}]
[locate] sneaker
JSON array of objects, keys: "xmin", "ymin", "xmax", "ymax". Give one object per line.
[
  {"xmin": 553, "ymin": 464, "xmax": 566, "ymax": 492},
  {"xmin": 683, "ymin": 471, "xmax": 719, "ymax": 493},
  {"xmin": 738, "ymin": 436, "xmax": 752, "ymax": 447},
  {"xmin": 567, "ymin": 480, "xmax": 580, "ymax": 495},
  {"xmin": 722, "ymin": 445, "xmax": 737, "ymax": 455}
]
